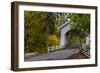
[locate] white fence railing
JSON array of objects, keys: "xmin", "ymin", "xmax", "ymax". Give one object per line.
[{"xmin": 47, "ymin": 45, "xmax": 65, "ymax": 53}]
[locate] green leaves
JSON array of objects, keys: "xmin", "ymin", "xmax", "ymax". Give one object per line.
[
  {"xmin": 70, "ymin": 13, "xmax": 90, "ymax": 36},
  {"xmin": 24, "ymin": 11, "xmax": 47, "ymax": 53}
]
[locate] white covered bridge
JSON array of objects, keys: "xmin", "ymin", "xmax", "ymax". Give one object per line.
[
  {"xmin": 58, "ymin": 21, "xmax": 90, "ymax": 49},
  {"xmin": 48, "ymin": 21, "xmax": 90, "ymax": 53}
]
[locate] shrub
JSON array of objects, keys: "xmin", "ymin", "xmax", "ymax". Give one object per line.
[{"xmin": 48, "ymin": 35, "xmax": 60, "ymax": 46}]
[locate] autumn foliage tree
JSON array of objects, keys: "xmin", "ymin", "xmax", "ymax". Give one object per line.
[
  {"xmin": 24, "ymin": 11, "xmax": 48, "ymax": 53},
  {"xmin": 48, "ymin": 35, "xmax": 60, "ymax": 46}
]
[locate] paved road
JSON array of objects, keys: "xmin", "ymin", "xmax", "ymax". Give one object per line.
[{"xmin": 25, "ymin": 48, "xmax": 80, "ymax": 61}]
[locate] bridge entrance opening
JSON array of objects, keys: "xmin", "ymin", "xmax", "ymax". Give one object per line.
[{"xmin": 65, "ymin": 30, "xmax": 81, "ymax": 48}]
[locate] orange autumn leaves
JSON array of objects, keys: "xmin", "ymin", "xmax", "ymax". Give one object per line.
[{"xmin": 48, "ymin": 35, "xmax": 60, "ymax": 46}]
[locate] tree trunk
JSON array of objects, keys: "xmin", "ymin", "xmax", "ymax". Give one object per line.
[{"xmin": 79, "ymin": 37, "xmax": 82, "ymax": 50}]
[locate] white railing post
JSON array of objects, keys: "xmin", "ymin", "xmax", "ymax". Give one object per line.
[{"xmin": 47, "ymin": 47, "xmax": 50, "ymax": 54}]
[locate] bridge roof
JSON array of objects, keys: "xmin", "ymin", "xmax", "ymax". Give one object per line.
[{"xmin": 57, "ymin": 21, "xmax": 70, "ymax": 30}]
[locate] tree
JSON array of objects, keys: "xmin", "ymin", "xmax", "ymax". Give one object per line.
[
  {"xmin": 68, "ymin": 13, "xmax": 90, "ymax": 49},
  {"xmin": 48, "ymin": 35, "xmax": 60, "ymax": 46},
  {"xmin": 24, "ymin": 11, "xmax": 48, "ymax": 53},
  {"xmin": 69, "ymin": 13, "xmax": 90, "ymax": 36}
]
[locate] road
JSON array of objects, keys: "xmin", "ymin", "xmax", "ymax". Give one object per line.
[{"xmin": 25, "ymin": 48, "xmax": 80, "ymax": 61}]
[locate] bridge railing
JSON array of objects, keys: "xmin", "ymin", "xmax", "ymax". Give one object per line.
[{"xmin": 47, "ymin": 45, "xmax": 65, "ymax": 53}]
